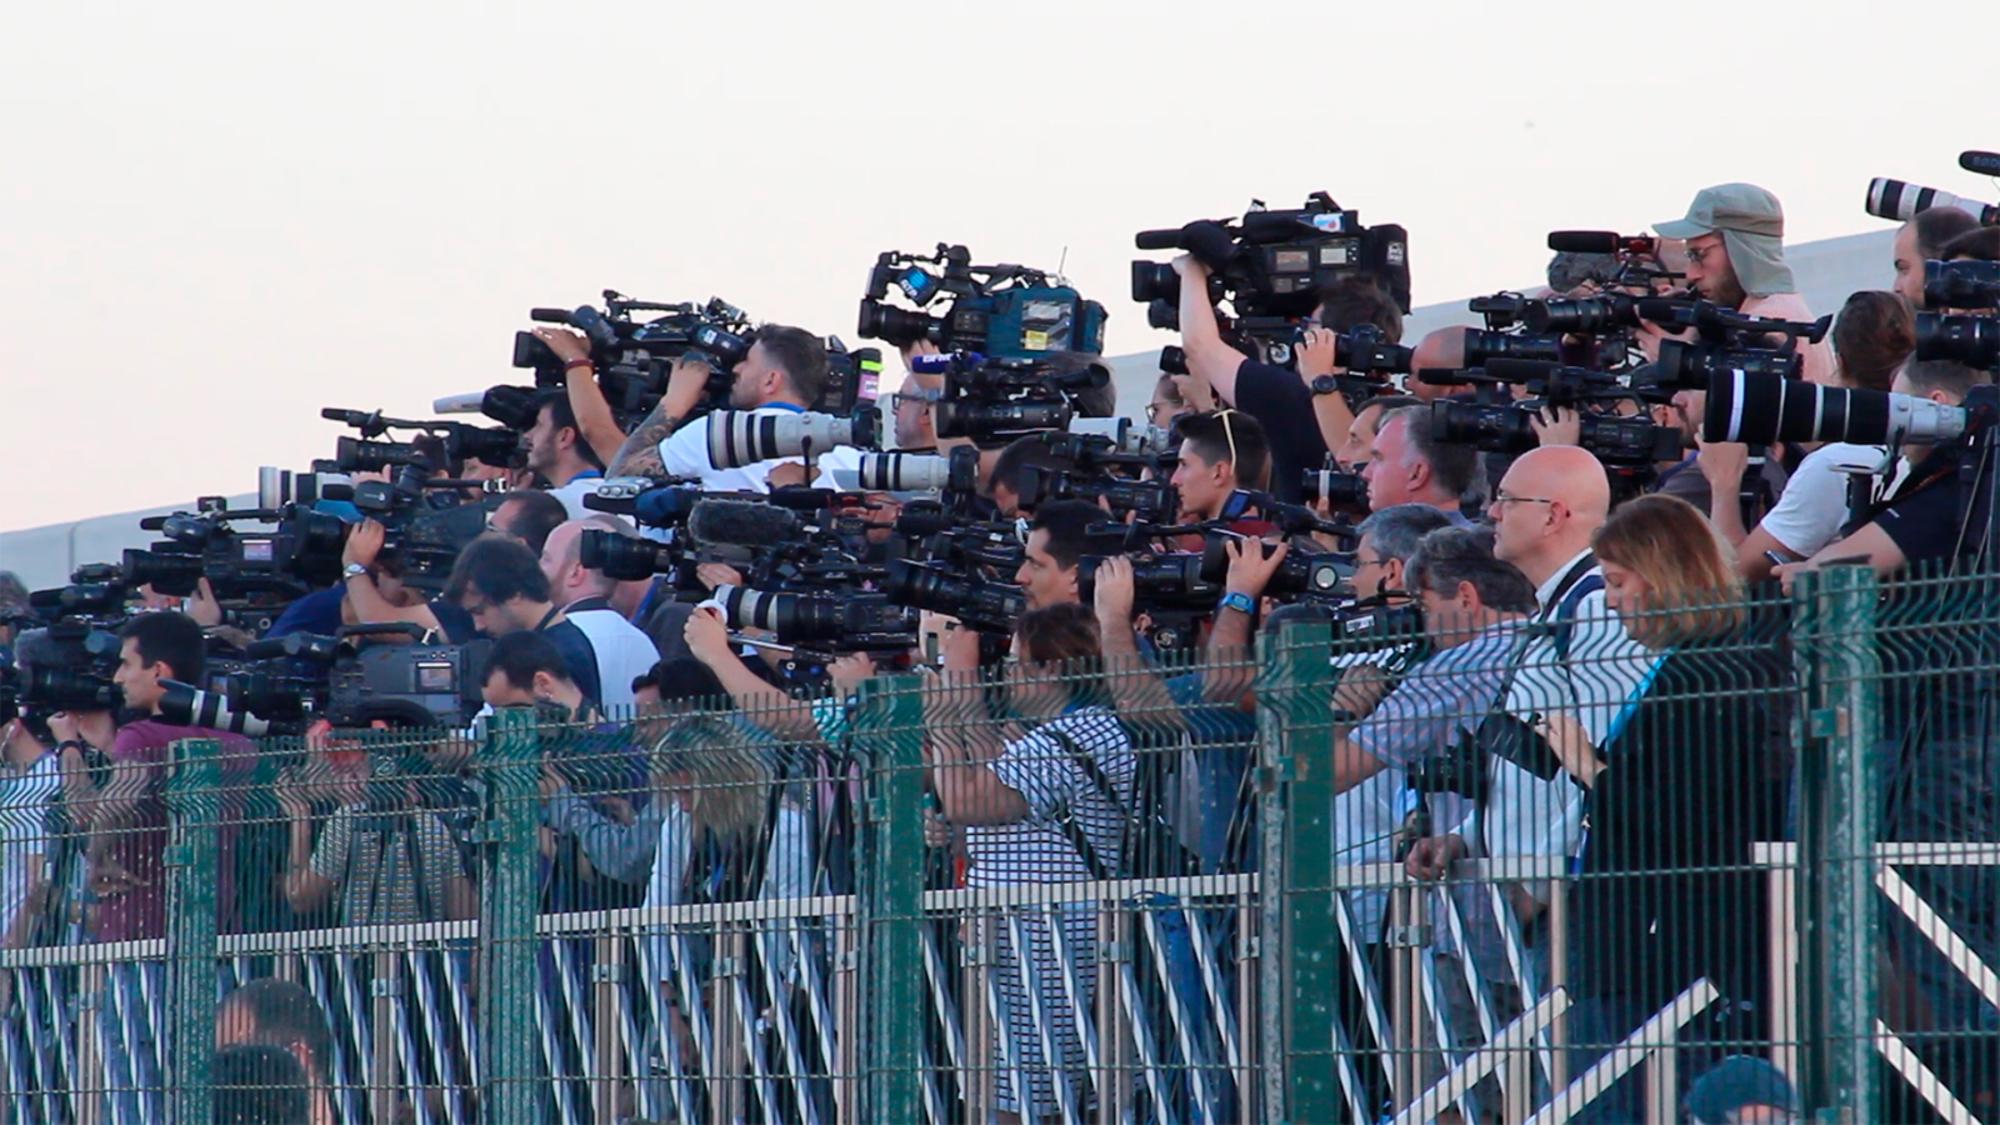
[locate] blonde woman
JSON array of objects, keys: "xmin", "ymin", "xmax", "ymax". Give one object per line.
[{"xmin": 1537, "ymin": 494, "xmax": 1784, "ymax": 1119}]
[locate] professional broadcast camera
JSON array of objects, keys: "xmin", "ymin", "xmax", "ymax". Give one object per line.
[
  {"xmin": 1913, "ymin": 261, "xmax": 2000, "ymax": 370},
  {"xmin": 1130, "ymin": 192, "xmax": 1410, "ymax": 366},
  {"xmin": 318, "ymin": 409, "xmax": 522, "ymax": 472},
  {"xmin": 912, "ymin": 350, "xmax": 1110, "ymax": 446},
  {"xmin": 857, "ymin": 243, "xmax": 1107, "ymax": 359},
  {"xmin": 0, "ymin": 610, "xmax": 125, "ymax": 720},
  {"xmin": 157, "ymin": 624, "xmax": 494, "ymax": 737},
  {"xmin": 1626, "ymin": 299, "xmax": 1831, "ymax": 395},
  {"xmin": 509, "ymin": 292, "xmax": 883, "ymax": 429},
  {"xmin": 711, "ymin": 584, "xmax": 918, "ymax": 662},
  {"xmin": 1425, "ymin": 359, "xmax": 1682, "ymax": 495}
]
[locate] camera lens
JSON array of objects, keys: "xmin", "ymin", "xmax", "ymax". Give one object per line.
[
  {"xmin": 1923, "ymin": 260, "xmax": 2000, "ymax": 311},
  {"xmin": 934, "ymin": 399, "xmax": 1074, "ymax": 441},
  {"xmin": 1463, "ymin": 329, "xmax": 1561, "ymax": 366},
  {"xmin": 1301, "ymin": 468, "xmax": 1370, "ymax": 513},
  {"xmin": 1702, "ymin": 369, "xmax": 1971, "ymax": 446},
  {"xmin": 856, "ymin": 299, "xmax": 942, "ymax": 348},
  {"xmin": 1914, "ymin": 313, "xmax": 2000, "ymax": 370},
  {"xmin": 1522, "ymin": 295, "xmax": 1638, "ymax": 335},
  {"xmin": 707, "ymin": 411, "xmax": 869, "ymax": 468},
  {"xmin": 1430, "ymin": 401, "xmax": 1536, "ymax": 455},
  {"xmin": 578, "ymin": 530, "xmax": 668, "ymax": 581},
  {"xmin": 1130, "ymin": 261, "xmax": 1180, "ymax": 304}
]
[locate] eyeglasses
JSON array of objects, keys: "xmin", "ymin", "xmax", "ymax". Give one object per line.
[
  {"xmin": 889, "ymin": 389, "xmax": 939, "ymax": 411},
  {"xmin": 1684, "ymin": 242, "xmax": 1722, "ymax": 267},
  {"xmin": 1491, "ymin": 493, "xmax": 1556, "ymax": 508},
  {"xmin": 1146, "ymin": 400, "xmax": 1180, "ymax": 424}
]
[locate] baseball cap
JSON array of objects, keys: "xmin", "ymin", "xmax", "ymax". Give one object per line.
[
  {"xmin": 1684, "ymin": 1055, "xmax": 1800, "ymax": 1123},
  {"xmin": 1655, "ymin": 183, "xmax": 1786, "ymax": 241}
]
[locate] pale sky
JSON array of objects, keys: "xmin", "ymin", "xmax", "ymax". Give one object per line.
[{"xmin": 2, "ymin": 0, "xmax": 1993, "ymax": 532}]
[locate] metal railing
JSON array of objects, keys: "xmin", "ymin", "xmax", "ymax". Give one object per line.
[{"xmin": 2, "ymin": 564, "xmax": 1997, "ymax": 1121}]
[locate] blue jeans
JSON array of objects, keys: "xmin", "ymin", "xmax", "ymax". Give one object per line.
[{"xmin": 98, "ymin": 961, "xmax": 166, "ymax": 1123}]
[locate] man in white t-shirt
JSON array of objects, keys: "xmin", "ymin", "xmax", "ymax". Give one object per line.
[
  {"xmin": 522, "ymin": 389, "xmax": 609, "ymax": 519},
  {"xmin": 539, "ymin": 517, "xmax": 663, "ymax": 713},
  {"xmin": 598, "ymin": 325, "xmax": 859, "ymax": 493}
]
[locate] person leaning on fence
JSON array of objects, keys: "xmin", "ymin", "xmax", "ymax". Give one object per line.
[
  {"xmin": 277, "ymin": 731, "xmax": 480, "ymax": 929},
  {"xmin": 638, "ymin": 713, "xmax": 812, "ymax": 1079},
  {"xmin": 923, "ymin": 602, "xmax": 1137, "ymax": 1122},
  {"xmin": 1533, "ymin": 494, "xmax": 1784, "ymax": 1120}
]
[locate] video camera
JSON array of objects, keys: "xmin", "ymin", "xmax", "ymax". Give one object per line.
[
  {"xmin": 913, "ymin": 350, "xmax": 1109, "ymax": 446},
  {"xmin": 157, "ymin": 624, "xmax": 494, "ymax": 737},
  {"xmin": 1131, "ymin": 192, "xmax": 1410, "ymax": 367},
  {"xmin": 319, "ymin": 408, "xmax": 522, "ymax": 472},
  {"xmin": 857, "ymin": 243, "xmax": 1106, "ymax": 359},
  {"xmin": 1914, "ymin": 261, "xmax": 2000, "ymax": 370},
  {"xmin": 0, "ymin": 611, "xmax": 126, "ymax": 722},
  {"xmin": 1628, "ymin": 299, "xmax": 1831, "ymax": 395}
]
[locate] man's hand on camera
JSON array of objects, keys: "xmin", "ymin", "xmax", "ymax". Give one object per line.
[
  {"xmin": 343, "ymin": 519, "xmax": 386, "ymax": 569},
  {"xmin": 1696, "ymin": 434, "xmax": 1750, "ymax": 486},
  {"xmin": 533, "ymin": 327, "xmax": 591, "ymax": 367},
  {"xmin": 1092, "ymin": 555, "xmax": 1138, "ymax": 627},
  {"xmin": 1223, "ymin": 538, "xmax": 1289, "ymax": 601},
  {"xmin": 696, "ymin": 563, "xmax": 746, "ymax": 592},
  {"xmin": 1332, "ymin": 662, "xmax": 1392, "ymax": 721},
  {"xmin": 48, "ymin": 712, "xmax": 82, "ymax": 748},
  {"xmin": 683, "ymin": 606, "xmax": 732, "ymax": 664},
  {"xmin": 185, "ymin": 577, "xmax": 224, "ymax": 628},
  {"xmin": 1528, "ymin": 405, "xmax": 1582, "ymax": 448},
  {"xmin": 1170, "ymin": 373, "xmax": 1216, "ymax": 414},
  {"xmin": 1296, "ymin": 327, "xmax": 1341, "ymax": 380},
  {"xmin": 662, "ymin": 356, "xmax": 714, "ymax": 422},
  {"xmin": 1405, "ymin": 834, "xmax": 1468, "ymax": 881}
]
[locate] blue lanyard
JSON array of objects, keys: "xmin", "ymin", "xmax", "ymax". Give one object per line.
[{"xmin": 1601, "ymin": 648, "xmax": 1672, "ymax": 751}]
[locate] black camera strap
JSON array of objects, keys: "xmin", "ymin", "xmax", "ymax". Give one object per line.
[{"xmin": 1047, "ymin": 726, "xmax": 1199, "ymax": 881}]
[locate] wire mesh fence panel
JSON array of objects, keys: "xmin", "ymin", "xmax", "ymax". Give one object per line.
[{"xmin": 6, "ymin": 565, "xmax": 2000, "ymax": 1121}]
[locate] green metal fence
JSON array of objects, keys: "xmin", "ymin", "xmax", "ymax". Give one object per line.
[{"xmin": 3, "ymin": 562, "xmax": 1998, "ymax": 1122}]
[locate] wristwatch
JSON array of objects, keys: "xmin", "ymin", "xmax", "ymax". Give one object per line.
[
  {"xmin": 342, "ymin": 562, "xmax": 370, "ymax": 580},
  {"xmin": 1218, "ymin": 590, "xmax": 1257, "ymax": 617}
]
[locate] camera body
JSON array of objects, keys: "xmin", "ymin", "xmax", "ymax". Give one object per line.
[
  {"xmin": 858, "ymin": 244, "xmax": 1106, "ymax": 359},
  {"xmin": 914, "ymin": 351, "xmax": 1107, "ymax": 445}
]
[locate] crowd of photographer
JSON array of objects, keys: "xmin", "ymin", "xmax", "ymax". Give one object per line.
[{"xmin": 1, "ymin": 151, "xmax": 1998, "ymax": 1120}]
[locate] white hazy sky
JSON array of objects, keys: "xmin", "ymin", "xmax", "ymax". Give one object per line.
[{"xmin": 2, "ymin": 0, "xmax": 1994, "ymax": 532}]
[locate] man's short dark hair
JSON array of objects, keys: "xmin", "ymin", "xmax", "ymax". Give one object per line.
[
  {"xmin": 213, "ymin": 1044, "xmax": 308, "ymax": 1125},
  {"xmin": 989, "ymin": 435, "xmax": 1079, "ymax": 508},
  {"xmin": 1901, "ymin": 358, "xmax": 1990, "ymax": 403},
  {"xmin": 483, "ymin": 630, "xmax": 575, "ymax": 692},
  {"xmin": 1356, "ymin": 393, "xmax": 1419, "ymax": 421},
  {"xmin": 444, "ymin": 536, "xmax": 551, "ymax": 607},
  {"xmin": 1176, "ymin": 410, "xmax": 1271, "ymax": 492},
  {"xmin": 753, "ymin": 325, "xmax": 830, "ymax": 407},
  {"xmin": 1315, "ymin": 273, "xmax": 1404, "ymax": 344},
  {"xmin": 499, "ymin": 489, "xmax": 569, "ymax": 556},
  {"xmin": 1028, "ymin": 499, "xmax": 1102, "ymax": 570},
  {"xmin": 1382, "ymin": 405, "xmax": 1482, "ymax": 504},
  {"xmin": 534, "ymin": 390, "xmax": 604, "ymax": 470},
  {"xmin": 653, "ymin": 657, "xmax": 734, "ymax": 704},
  {"xmin": 1914, "ymin": 207, "xmax": 1982, "ymax": 260},
  {"xmin": 119, "ymin": 611, "xmax": 206, "ymax": 685},
  {"xmin": 1406, "ymin": 525, "xmax": 1538, "ymax": 615},
  {"xmin": 1939, "ymin": 226, "xmax": 2000, "ymax": 264},
  {"xmin": 219, "ymin": 979, "xmax": 333, "ymax": 1082}
]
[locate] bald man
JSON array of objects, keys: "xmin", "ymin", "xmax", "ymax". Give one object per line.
[
  {"xmin": 1403, "ymin": 326, "xmax": 1467, "ymax": 404},
  {"xmin": 539, "ymin": 517, "xmax": 663, "ymax": 712},
  {"xmin": 1405, "ymin": 446, "xmax": 1654, "ymax": 943}
]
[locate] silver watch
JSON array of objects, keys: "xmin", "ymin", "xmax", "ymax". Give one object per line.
[{"xmin": 342, "ymin": 562, "xmax": 369, "ymax": 580}]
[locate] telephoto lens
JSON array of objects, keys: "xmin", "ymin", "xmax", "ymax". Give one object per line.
[
  {"xmin": 706, "ymin": 410, "xmax": 877, "ymax": 469},
  {"xmin": 856, "ymin": 446, "xmax": 981, "ymax": 493},
  {"xmin": 1703, "ymin": 369, "xmax": 1973, "ymax": 446},
  {"xmin": 1522, "ymin": 293, "xmax": 1643, "ymax": 335},
  {"xmin": 934, "ymin": 399, "xmax": 1074, "ymax": 441},
  {"xmin": 856, "ymin": 299, "xmax": 944, "ymax": 349},
  {"xmin": 578, "ymin": 530, "xmax": 674, "ymax": 581}
]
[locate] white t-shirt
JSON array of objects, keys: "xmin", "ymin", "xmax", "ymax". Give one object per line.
[
  {"xmin": 562, "ymin": 604, "xmax": 660, "ymax": 713},
  {"xmin": 1759, "ymin": 442, "xmax": 1886, "ymax": 558},
  {"xmin": 545, "ymin": 474, "xmax": 608, "ymax": 520},
  {"xmin": 655, "ymin": 406, "xmax": 860, "ymax": 494},
  {"xmin": 0, "ymin": 755, "xmax": 60, "ymax": 938}
]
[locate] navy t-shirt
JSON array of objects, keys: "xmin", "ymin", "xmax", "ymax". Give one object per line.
[
  {"xmin": 541, "ymin": 619, "xmax": 604, "ymax": 706},
  {"xmin": 1230, "ymin": 359, "xmax": 1323, "ymax": 502}
]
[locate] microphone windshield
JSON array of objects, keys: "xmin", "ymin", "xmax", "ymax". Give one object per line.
[
  {"xmin": 687, "ymin": 499, "xmax": 802, "ymax": 551},
  {"xmin": 1960, "ymin": 150, "xmax": 2000, "ymax": 178}
]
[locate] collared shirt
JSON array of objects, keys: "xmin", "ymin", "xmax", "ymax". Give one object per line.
[
  {"xmin": 546, "ymin": 471, "xmax": 610, "ymax": 521},
  {"xmin": 1350, "ymin": 618, "xmax": 1524, "ymax": 772}
]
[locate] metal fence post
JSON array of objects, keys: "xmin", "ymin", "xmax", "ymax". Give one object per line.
[
  {"xmin": 850, "ymin": 673, "xmax": 926, "ymax": 1122},
  {"xmin": 1257, "ymin": 619, "xmax": 1339, "ymax": 1124},
  {"xmin": 1791, "ymin": 565, "xmax": 1881, "ymax": 1120},
  {"xmin": 477, "ymin": 709, "xmax": 542, "ymax": 1123},
  {"xmin": 163, "ymin": 736, "xmax": 222, "ymax": 1125}
]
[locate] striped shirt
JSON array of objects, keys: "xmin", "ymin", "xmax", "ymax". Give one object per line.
[{"xmin": 968, "ymin": 707, "xmax": 1136, "ymax": 888}]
